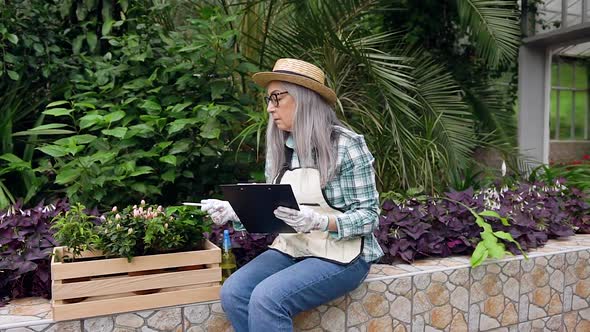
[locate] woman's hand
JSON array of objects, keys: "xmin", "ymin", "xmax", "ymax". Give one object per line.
[
  {"xmin": 273, "ymin": 206, "xmax": 329, "ymax": 233},
  {"xmin": 200, "ymin": 199, "xmax": 239, "ymax": 225}
]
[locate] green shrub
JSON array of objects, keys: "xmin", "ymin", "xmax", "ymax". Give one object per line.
[
  {"xmin": 51, "ymin": 203, "xmax": 99, "ymax": 260},
  {"xmin": 94, "ymin": 201, "xmax": 211, "ymax": 262},
  {"xmin": 35, "ymin": 6, "xmax": 260, "ymax": 208}
]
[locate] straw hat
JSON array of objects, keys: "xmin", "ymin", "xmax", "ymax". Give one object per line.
[{"xmin": 252, "ymin": 58, "xmax": 337, "ymax": 105}]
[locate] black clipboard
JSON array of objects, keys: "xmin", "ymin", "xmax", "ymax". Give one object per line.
[{"xmin": 220, "ymin": 183, "xmax": 299, "ymax": 233}]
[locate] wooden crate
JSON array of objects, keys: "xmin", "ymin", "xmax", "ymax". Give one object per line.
[{"xmin": 51, "ymin": 239, "xmax": 221, "ymax": 321}]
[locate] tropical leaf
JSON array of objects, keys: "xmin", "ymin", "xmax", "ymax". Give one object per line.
[
  {"xmin": 232, "ymin": 0, "xmax": 487, "ymax": 193},
  {"xmin": 465, "ymin": 79, "xmax": 517, "ymax": 145},
  {"xmin": 410, "ymin": 51, "xmax": 477, "ymax": 170},
  {"xmin": 455, "ymin": 0, "xmax": 521, "ymax": 67}
]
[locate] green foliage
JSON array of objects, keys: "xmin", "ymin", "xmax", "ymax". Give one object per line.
[
  {"xmin": 448, "ymin": 160, "xmax": 487, "ymax": 191},
  {"xmin": 0, "ymin": 1, "xmax": 71, "ymax": 81},
  {"xmin": 528, "ymin": 162, "xmax": 590, "ymax": 198},
  {"xmin": 146, "ymin": 205, "xmax": 209, "ymax": 253},
  {"xmin": 467, "ymin": 206, "xmax": 527, "ymax": 267},
  {"xmin": 380, "ymin": 186, "xmax": 428, "ymax": 205},
  {"xmin": 51, "ymin": 203, "xmax": 99, "ymax": 260},
  {"xmin": 385, "ymin": 0, "xmax": 520, "ymax": 159},
  {"xmin": 34, "ymin": 5, "xmax": 259, "ymax": 208},
  {"xmin": 1, "ymin": 0, "xmax": 523, "ymax": 211},
  {"xmin": 455, "ymin": 0, "xmax": 520, "ymax": 68},
  {"xmin": 95, "ymin": 200, "xmax": 211, "ymax": 262},
  {"xmin": 222, "ymin": 0, "xmax": 520, "ymax": 194},
  {"xmin": 95, "ymin": 205, "xmax": 144, "ymax": 261},
  {"xmin": 0, "ymin": 1, "xmax": 75, "ymax": 209}
]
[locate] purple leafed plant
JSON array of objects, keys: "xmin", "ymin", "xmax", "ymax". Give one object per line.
[
  {"xmin": 208, "ymin": 225, "xmax": 276, "ymax": 267},
  {"xmin": 375, "ymin": 180, "xmax": 590, "ymax": 264},
  {"xmin": 0, "ymin": 200, "xmax": 69, "ymax": 306}
]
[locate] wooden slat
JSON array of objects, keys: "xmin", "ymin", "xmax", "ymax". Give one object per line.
[
  {"xmin": 161, "ymin": 282, "xmax": 220, "ymax": 292},
  {"xmin": 52, "ymin": 240, "xmax": 221, "ymax": 279},
  {"xmin": 52, "ymin": 286, "xmax": 221, "ymax": 321},
  {"xmin": 53, "ymin": 268, "xmax": 221, "ymax": 300},
  {"xmin": 53, "ymin": 248, "xmax": 104, "ymax": 262},
  {"xmin": 51, "ymin": 248, "xmax": 60, "ymax": 264},
  {"xmin": 203, "ymin": 239, "xmax": 217, "ymax": 250}
]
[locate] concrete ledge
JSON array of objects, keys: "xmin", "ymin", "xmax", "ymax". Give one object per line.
[
  {"xmin": 523, "ymin": 22, "xmax": 590, "ymax": 48},
  {"xmin": 2, "ymin": 235, "xmax": 590, "ymax": 331}
]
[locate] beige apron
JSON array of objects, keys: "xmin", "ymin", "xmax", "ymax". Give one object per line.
[{"xmin": 268, "ymin": 168, "xmax": 363, "ymax": 264}]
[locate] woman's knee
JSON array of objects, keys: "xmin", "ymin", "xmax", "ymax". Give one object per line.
[
  {"xmin": 249, "ymin": 284, "xmax": 281, "ymax": 314},
  {"xmin": 220, "ymin": 276, "xmax": 243, "ymax": 311}
]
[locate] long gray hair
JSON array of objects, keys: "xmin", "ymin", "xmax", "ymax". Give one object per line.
[{"xmin": 266, "ymin": 81, "xmax": 343, "ymax": 187}]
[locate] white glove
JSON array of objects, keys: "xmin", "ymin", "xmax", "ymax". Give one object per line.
[
  {"xmin": 200, "ymin": 199, "xmax": 239, "ymax": 225},
  {"xmin": 273, "ymin": 206, "xmax": 329, "ymax": 233}
]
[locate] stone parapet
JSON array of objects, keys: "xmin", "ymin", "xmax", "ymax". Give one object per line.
[{"xmin": 2, "ymin": 235, "xmax": 590, "ymax": 331}]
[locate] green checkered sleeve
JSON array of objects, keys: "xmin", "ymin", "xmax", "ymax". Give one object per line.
[{"xmin": 333, "ymin": 135, "xmax": 381, "ymax": 240}]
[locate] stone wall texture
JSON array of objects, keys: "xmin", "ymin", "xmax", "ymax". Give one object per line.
[{"xmin": 2, "ymin": 235, "xmax": 590, "ymax": 332}]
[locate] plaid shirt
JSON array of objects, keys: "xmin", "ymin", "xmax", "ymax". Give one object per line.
[{"xmin": 235, "ymin": 126, "xmax": 384, "ymax": 263}]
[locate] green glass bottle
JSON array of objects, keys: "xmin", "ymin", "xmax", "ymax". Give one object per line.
[{"xmin": 221, "ymin": 229, "xmax": 237, "ymax": 284}]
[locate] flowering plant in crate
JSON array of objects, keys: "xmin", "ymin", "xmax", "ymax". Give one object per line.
[
  {"xmin": 49, "ymin": 201, "xmax": 220, "ymax": 321},
  {"xmin": 94, "ymin": 200, "xmax": 210, "ymax": 261}
]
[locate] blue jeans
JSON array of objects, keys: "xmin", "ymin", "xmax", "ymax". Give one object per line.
[{"xmin": 220, "ymin": 249, "xmax": 370, "ymax": 332}]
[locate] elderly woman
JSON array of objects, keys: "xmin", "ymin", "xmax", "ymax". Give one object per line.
[{"xmin": 201, "ymin": 58, "xmax": 383, "ymax": 331}]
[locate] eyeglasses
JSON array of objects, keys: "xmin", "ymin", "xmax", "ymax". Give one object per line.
[{"xmin": 264, "ymin": 91, "xmax": 289, "ymax": 107}]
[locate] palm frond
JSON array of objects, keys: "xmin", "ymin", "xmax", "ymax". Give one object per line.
[
  {"xmin": 455, "ymin": 0, "xmax": 521, "ymax": 67},
  {"xmin": 410, "ymin": 51, "xmax": 477, "ymax": 169},
  {"xmin": 465, "ymin": 79, "xmax": 517, "ymax": 146},
  {"xmin": 230, "ymin": 108, "xmax": 268, "ymax": 158},
  {"xmin": 234, "ymin": 0, "xmax": 515, "ymax": 194}
]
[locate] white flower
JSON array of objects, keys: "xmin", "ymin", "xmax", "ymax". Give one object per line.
[
  {"xmin": 42, "ymin": 204, "xmax": 56, "ymax": 213},
  {"xmin": 128, "ymin": 228, "xmax": 133, "ymax": 234},
  {"xmin": 115, "ymin": 213, "xmax": 121, "ymax": 220},
  {"xmin": 501, "ymin": 160, "xmax": 507, "ymax": 177},
  {"xmin": 112, "ymin": 206, "xmax": 117, "ymax": 212},
  {"xmin": 141, "ymin": 199, "xmax": 146, "ymax": 206}
]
